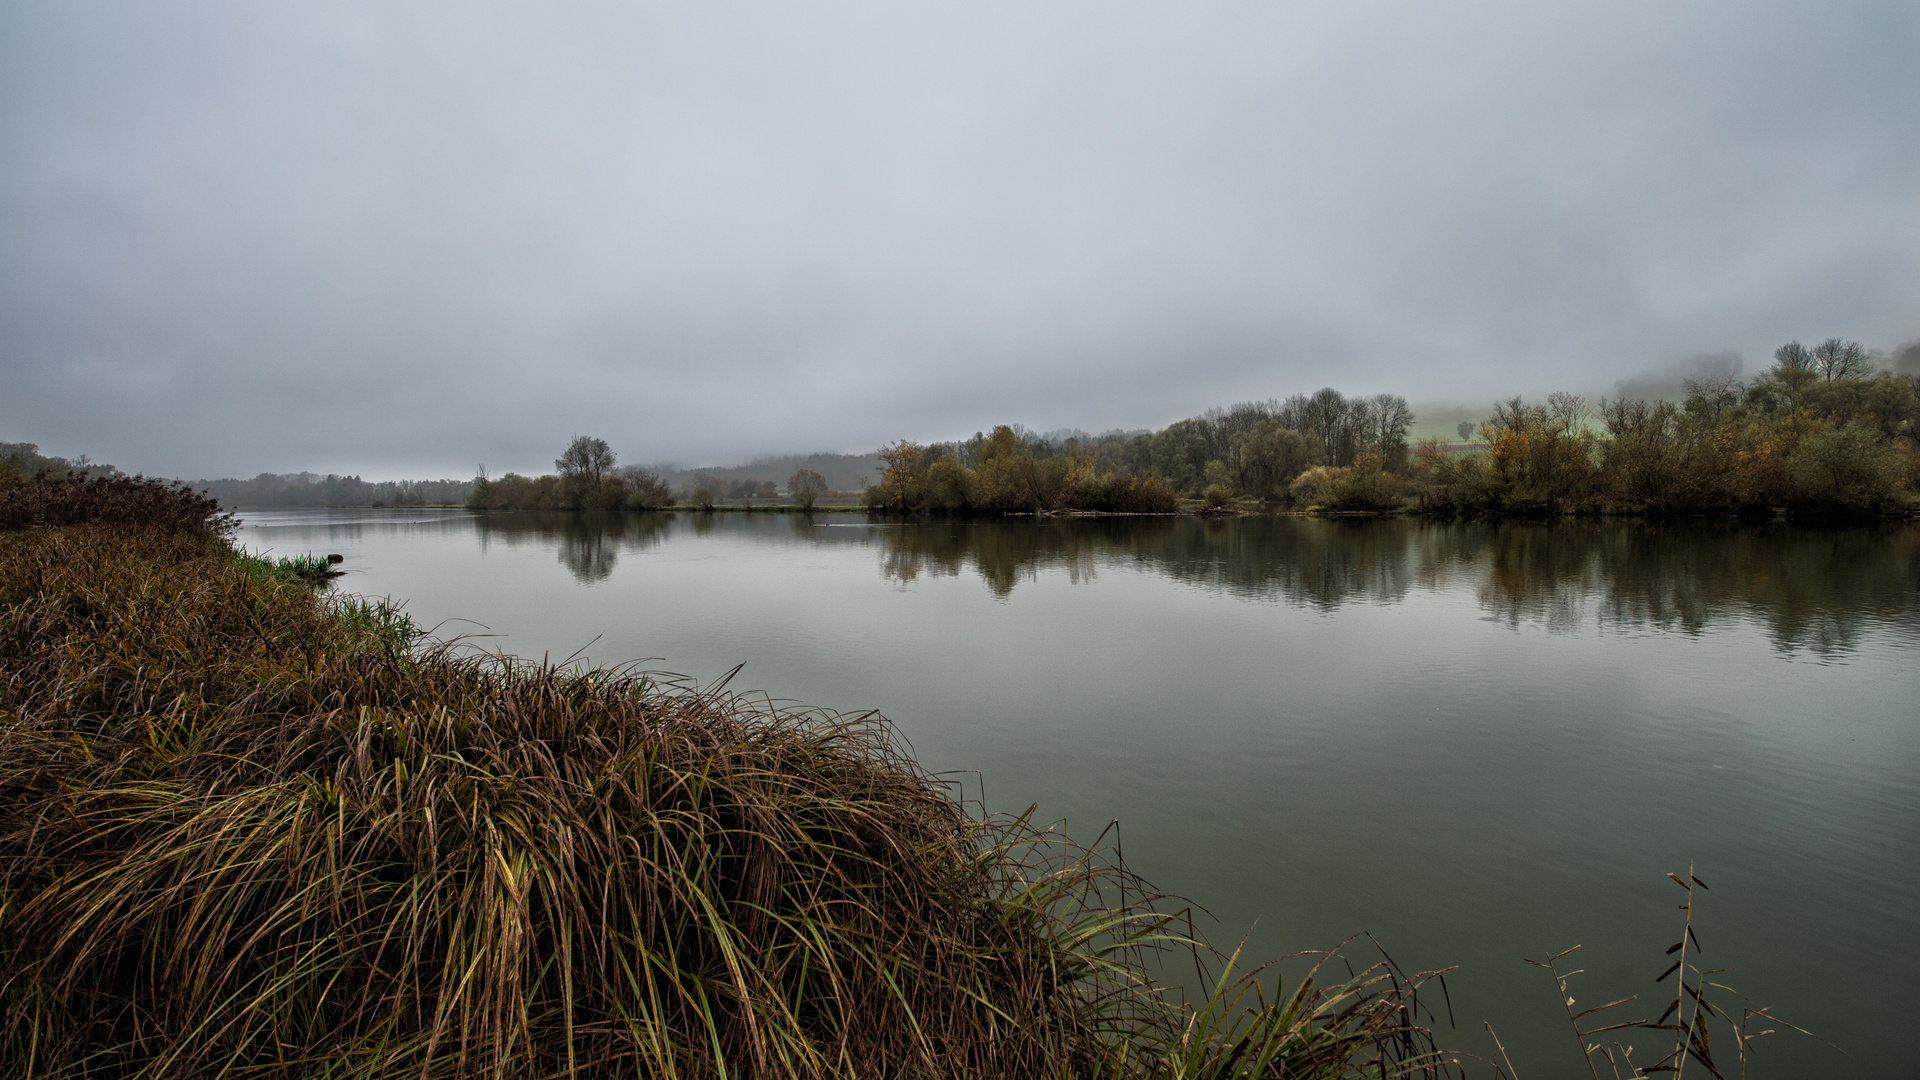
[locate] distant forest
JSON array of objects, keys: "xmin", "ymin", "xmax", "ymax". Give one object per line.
[
  {"xmin": 188, "ymin": 473, "xmax": 477, "ymax": 508},
  {"xmin": 660, "ymin": 454, "xmax": 882, "ymax": 495}
]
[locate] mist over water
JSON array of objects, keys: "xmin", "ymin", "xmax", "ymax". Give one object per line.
[{"xmin": 242, "ymin": 509, "xmax": 1918, "ymax": 1077}]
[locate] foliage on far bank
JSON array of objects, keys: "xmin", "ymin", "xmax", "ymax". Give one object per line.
[
  {"xmin": 864, "ymin": 339, "xmax": 1918, "ymax": 518},
  {"xmin": 1411, "ymin": 352, "xmax": 1919, "ymax": 517},
  {"xmin": 863, "ymin": 390, "xmax": 1416, "ymax": 515},
  {"xmin": 864, "ymin": 425, "xmax": 1182, "ymax": 514}
]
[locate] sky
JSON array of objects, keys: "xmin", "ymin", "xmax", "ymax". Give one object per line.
[{"xmin": 3, "ymin": 0, "xmax": 1916, "ymax": 479}]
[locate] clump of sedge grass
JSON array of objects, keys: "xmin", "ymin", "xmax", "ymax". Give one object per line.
[
  {"xmin": 0, "ymin": 523, "xmax": 1454, "ymax": 1079},
  {"xmin": 232, "ymin": 549, "xmax": 348, "ymax": 586}
]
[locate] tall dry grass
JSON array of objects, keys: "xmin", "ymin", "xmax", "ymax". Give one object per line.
[{"xmin": 0, "ymin": 477, "xmax": 1455, "ymax": 1078}]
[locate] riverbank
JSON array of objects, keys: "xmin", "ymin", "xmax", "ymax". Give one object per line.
[{"xmin": 0, "ymin": 477, "xmax": 1449, "ymax": 1079}]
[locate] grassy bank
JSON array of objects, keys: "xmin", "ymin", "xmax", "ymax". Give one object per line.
[{"xmin": 0, "ymin": 475, "xmax": 1451, "ymax": 1079}]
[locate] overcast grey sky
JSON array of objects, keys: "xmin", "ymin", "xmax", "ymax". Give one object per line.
[{"xmin": 3, "ymin": 0, "xmax": 1915, "ymax": 478}]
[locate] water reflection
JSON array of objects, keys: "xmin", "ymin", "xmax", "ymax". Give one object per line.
[
  {"xmin": 877, "ymin": 519, "xmax": 1121, "ymax": 597},
  {"xmin": 1465, "ymin": 522, "xmax": 1920, "ymax": 654},
  {"xmin": 476, "ymin": 512, "xmax": 670, "ymax": 584},
  {"xmin": 874, "ymin": 517, "xmax": 1920, "ymax": 655},
  {"xmin": 460, "ymin": 512, "xmax": 1917, "ymax": 654}
]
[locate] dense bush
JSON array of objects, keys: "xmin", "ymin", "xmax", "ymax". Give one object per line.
[
  {"xmin": 865, "ymin": 427, "xmax": 1178, "ymax": 515},
  {"xmin": 1074, "ymin": 474, "xmax": 1181, "ymax": 514},
  {"xmin": 1289, "ymin": 453, "xmax": 1406, "ymax": 511},
  {"xmin": 0, "ymin": 472, "xmax": 231, "ymax": 535}
]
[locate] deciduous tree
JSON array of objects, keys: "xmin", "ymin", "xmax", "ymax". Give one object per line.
[
  {"xmin": 556, "ymin": 436, "xmax": 615, "ymax": 486},
  {"xmin": 786, "ymin": 468, "xmax": 827, "ymax": 511},
  {"xmin": 1811, "ymin": 338, "xmax": 1870, "ymax": 383}
]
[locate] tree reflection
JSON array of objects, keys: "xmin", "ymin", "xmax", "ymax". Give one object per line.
[
  {"xmin": 874, "ymin": 516, "xmax": 1918, "ymax": 655},
  {"xmin": 473, "ymin": 512, "xmax": 670, "ymax": 584},
  {"xmin": 1443, "ymin": 521, "xmax": 1920, "ymax": 653},
  {"xmin": 880, "ymin": 519, "xmax": 1158, "ymax": 599}
]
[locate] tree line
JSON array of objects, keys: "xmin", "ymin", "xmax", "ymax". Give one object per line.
[
  {"xmin": 1414, "ymin": 340, "xmax": 1918, "ymax": 515},
  {"xmin": 865, "ymin": 339, "xmax": 1917, "ymax": 517},
  {"xmin": 187, "ymin": 472, "xmax": 477, "ymax": 508},
  {"xmin": 863, "ymin": 389, "xmax": 1418, "ymax": 514}
]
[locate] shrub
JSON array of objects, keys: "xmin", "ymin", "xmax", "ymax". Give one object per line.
[
  {"xmin": 620, "ymin": 466, "xmax": 676, "ymax": 509},
  {"xmin": 1201, "ymin": 483, "xmax": 1233, "ymax": 509},
  {"xmin": 1106, "ymin": 475, "xmax": 1178, "ymax": 513},
  {"xmin": 1321, "ymin": 452, "xmax": 1406, "ymax": 511},
  {"xmin": 1289, "ymin": 466, "xmax": 1343, "ymax": 507},
  {"xmin": 466, "ymin": 472, "xmax": 560, "ymax": 511},
  {"xmin": 1061, "ymin": 475, "xmax": 1177, "ymax": 514},
  {"xmin": 1786, "ymin": 421, "xmax": 1912, "ymax": 512}
]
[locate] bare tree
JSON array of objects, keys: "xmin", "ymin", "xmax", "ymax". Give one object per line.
[
  {"xmin": 1365, "ymin": 394, "xmax": 1415, "ymax": 460},
  {"xmin": 1298, "ymin": 387, "xmax": 1358, "ymax": 464},
  {"xmin": 617, "ymin": 465, "xmax": 675, "ymax": 508},
  {"xmin": 787, "ymin": 468, "xmax": 827, "ymax": 512},
  {"xmin": 556, "ymin": 435, "xmax": 616, "ymax": 486},
  {"xmin": 1810, "ymin": 338, "xmax": 1869, "ymax": 382},
  {"xmin": 1772, "ymin": 341, "xmax": 1814, "ymax": 374},
  {"xmin": 1545, "ymin": 391, "xmax": 1588, "ymax": 437},
  {"xmin": 1682, "ymin": 373, "xmax": 1742, "ymax": 418}
]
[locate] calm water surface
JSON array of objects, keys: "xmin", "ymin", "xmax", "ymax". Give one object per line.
[{"xmin": 241, "ymin": 509, "xmax": 1918, "ymax": 1077}]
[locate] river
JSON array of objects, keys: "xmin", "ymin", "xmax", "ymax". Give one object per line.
[{"xmin": 239, "ymin": 508, "xmax": 1919, "ymax": 1077}]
